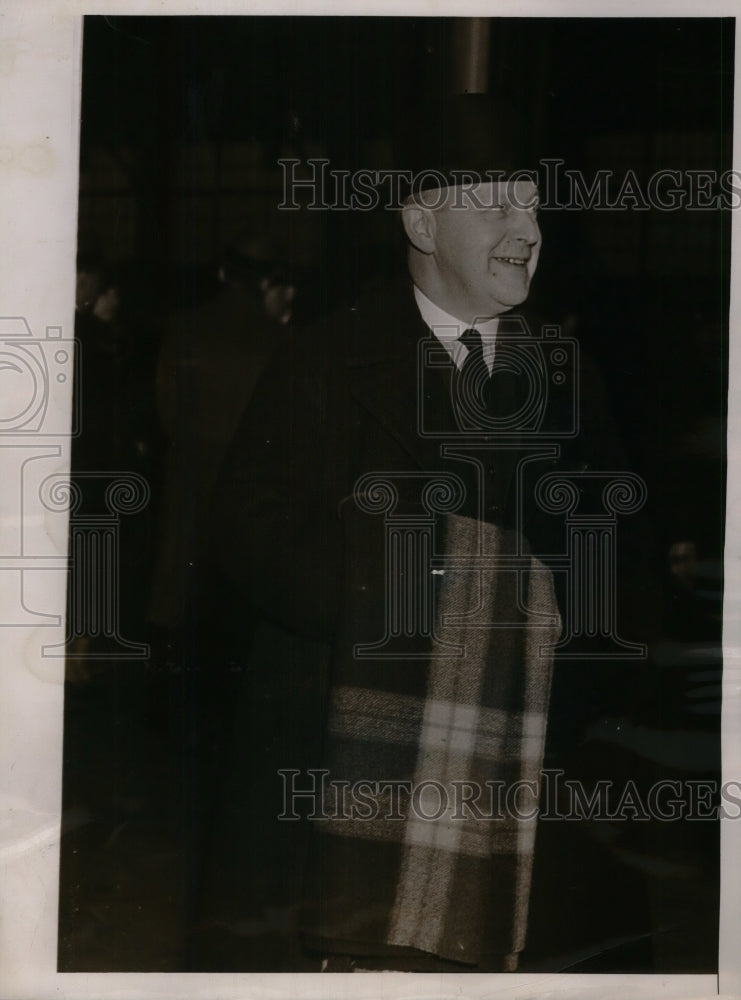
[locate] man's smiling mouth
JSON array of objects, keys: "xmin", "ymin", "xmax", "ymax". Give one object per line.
[{"xmin": 492, "ymin": 256, "xmax": 528, "ymax": 266}]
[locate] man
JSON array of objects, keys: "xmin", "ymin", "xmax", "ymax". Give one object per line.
[
  {"xmin": 146, "ymin": 238, "xmax": 296, "ymax": 966},
  {"xmin": 149, "ymin": 237, "xmax": 294, "ymax": 641},
  {"xmin": 207, "ymin": 95, "xmax": 659, "ymax": 972}
]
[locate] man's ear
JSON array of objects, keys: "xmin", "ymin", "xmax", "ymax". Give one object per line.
[{"xmin": 401, "ymin": 202, "xmax": 436, "ymax": 255}]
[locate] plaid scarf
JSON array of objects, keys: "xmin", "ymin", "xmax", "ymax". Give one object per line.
[{"xmin": 301, "ymin": 513, "xmax": 561, "ymax": 970}]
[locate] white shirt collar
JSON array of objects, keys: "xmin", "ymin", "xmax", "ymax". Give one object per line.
[{"xmin": 413, "ymin": 285, "xmax": 499, "ymax": 373}]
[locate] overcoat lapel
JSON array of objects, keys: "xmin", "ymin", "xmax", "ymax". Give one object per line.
[{"xmin": 345, "ymin": 281, "xmax": 450, "ymax": 474}]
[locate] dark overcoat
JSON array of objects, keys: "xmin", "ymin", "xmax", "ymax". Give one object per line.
[{"xmin": 203, "ymin": 278, "xmax": 661, "ymax": 969}]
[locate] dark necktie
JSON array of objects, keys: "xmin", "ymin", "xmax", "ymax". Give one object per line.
[
  {"xmin": 452, "ymin": 328, "xmax": 490, "ymax": 425},
  {"xmin": 458, "ymin": 327, "xmax": 488, "ymax": 382},
  {"xmin": 454, "ymin": 326, "xmax": 527, "ymax": 427},
  {"xmin": 451, "ymin": 328, "xmax": 494, "ymax": 516}
]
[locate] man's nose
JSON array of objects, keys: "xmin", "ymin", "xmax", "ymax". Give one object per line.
[{"xmin": 509, "ymin": 208, "xmax": 540, "ymax": 244}]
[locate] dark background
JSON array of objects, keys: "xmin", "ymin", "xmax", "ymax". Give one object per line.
[{"xmin": 59, "ymin": 16, "xmax": 731, "ymax": 973}]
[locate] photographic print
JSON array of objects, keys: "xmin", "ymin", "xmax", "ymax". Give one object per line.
[{"xmin": 0, "ymin": 5, "xmax": 738, "ymax": 998}]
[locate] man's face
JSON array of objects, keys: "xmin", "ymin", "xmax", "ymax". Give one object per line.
[
  {"xmin": 425, "ymin": 179, "xmax": 541, "ymax": 322},
  {"xmin": 76, "ymin": 269, "xmax": 101, "ymax": 312}
]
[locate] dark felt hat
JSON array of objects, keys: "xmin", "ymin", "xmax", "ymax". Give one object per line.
[{"xmin": 394, "ymin": 93, "xmax": 537, "ymax": 196}]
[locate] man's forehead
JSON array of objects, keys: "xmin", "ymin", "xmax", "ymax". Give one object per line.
[
  {"xmin": 414, "ymin": 178, "xmax": 539, "ymax": 210},
  {"xmin": 456, "ymin": 178, "xmax": 539, "ymax": 208}
]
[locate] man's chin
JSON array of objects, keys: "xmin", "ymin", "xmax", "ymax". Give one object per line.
[{"xmin": 490, "ymin": 290, "xmax": 530, "ymax": 313}]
